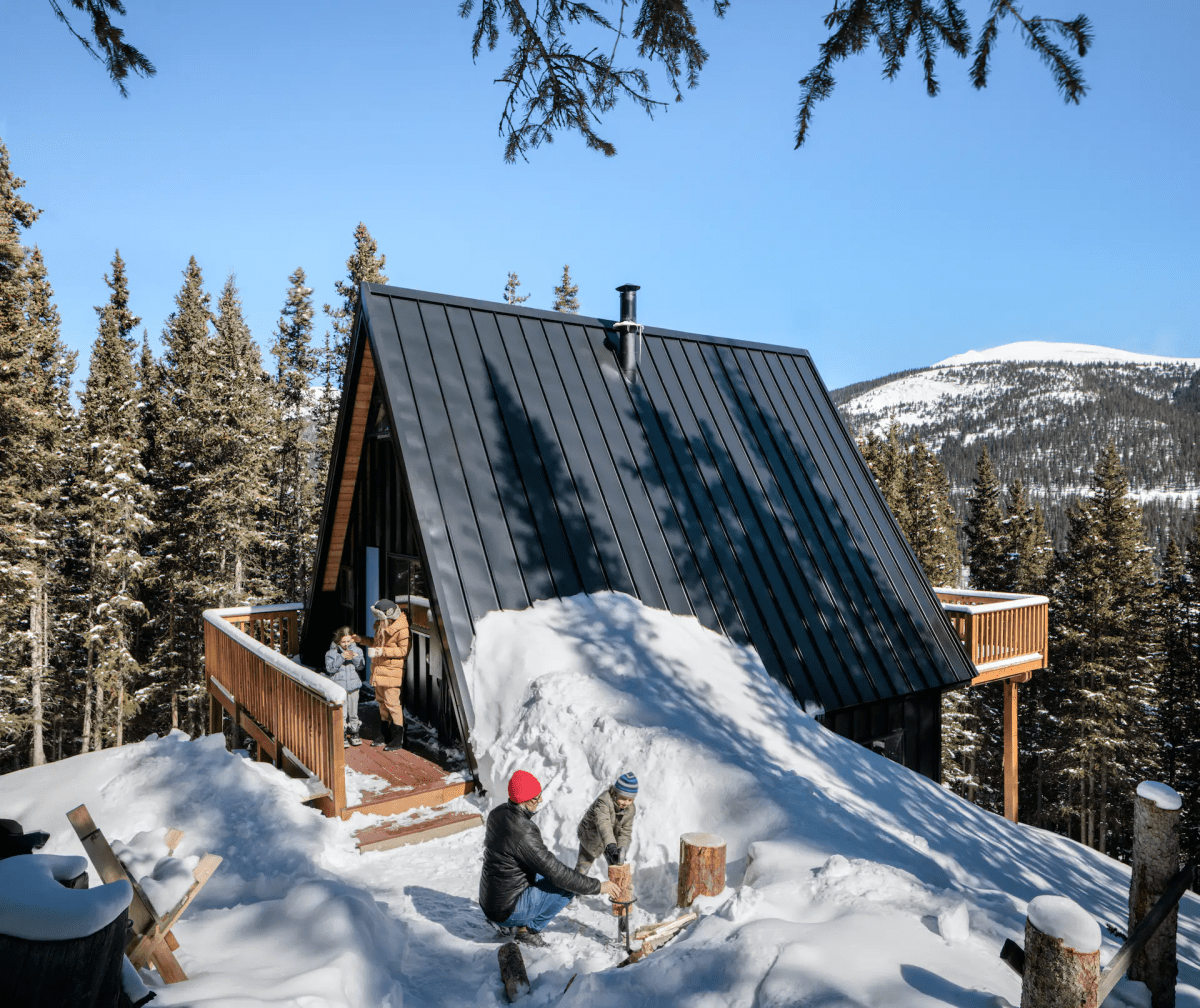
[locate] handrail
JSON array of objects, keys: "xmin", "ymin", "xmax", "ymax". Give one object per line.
[
  {"xmin": 934, "ymin": 588, "xmax": 1049, "ymax": 673},
  {"xmin": 935, "ymin": 588, "xmax": 1050, "ymax": 615},
  {"xmin": 202, "ymin": 607, "xmax": 345, "ymax": 705},
  {"xmin": 202, "ymin": 605, "xmax": 347, "ymax": 814}
]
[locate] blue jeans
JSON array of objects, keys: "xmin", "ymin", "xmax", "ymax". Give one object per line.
[{"xmin": 498, "ymin": 875, "xmax": 573, "ymax": 932}]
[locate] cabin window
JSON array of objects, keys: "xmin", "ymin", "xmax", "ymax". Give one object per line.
[{"xmin": 389, "ymin": 553, "xmax": 427, "ymax": 600}]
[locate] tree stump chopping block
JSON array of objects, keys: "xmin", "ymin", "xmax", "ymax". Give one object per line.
[
  {"xmin": 677, "ymin": 832, "xmax": 726, "ymax": 908},
  {"xmin": 608, "ymin": 863, "xmax": 633, "ymax": 916},
  {"xmin": 497, "ymin": 941, "xmax": 529, "ymax": 1002},
  {"xmin": 1021, "ymin": 896, "xmax": 1100, "ymax": 1008}
]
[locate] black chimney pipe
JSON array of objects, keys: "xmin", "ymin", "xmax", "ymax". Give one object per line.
[{"xmin": 615, "ymin": 284, "xmax": 642, "ymax": 381}]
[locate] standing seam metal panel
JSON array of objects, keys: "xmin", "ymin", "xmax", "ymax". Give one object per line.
[
  {"xmin": 768, "ymin": 354, "xmax": 968, "ymax": 686},
  {"xmin": 558, "ymin": 325, "xmax": 690, "ymax": 615},
  {"xmin": 669, "ymin": 339, "xmax": 873, "ymax": 708},
  {"xmin": 636, "ymin": 338, "xmax": 803, "ymax": 692}
]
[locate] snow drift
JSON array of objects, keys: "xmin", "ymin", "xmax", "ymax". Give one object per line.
[{"xmin": 1, "ymin": 591, "xmax": 1197, "ymax": 1006}]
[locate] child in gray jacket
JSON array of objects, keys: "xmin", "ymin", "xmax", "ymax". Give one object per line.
[
  {"xmin": 575, "ymin": 772, "xmax": 638, "ymax": 874},
  {"xmin": 325, "ymin": 626, "xmax": 365, "ymax": 746}
]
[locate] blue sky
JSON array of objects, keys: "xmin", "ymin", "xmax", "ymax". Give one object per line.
[{"xmin": 2, "ymin": 0, "xmax": 1197, "ymax": 390}]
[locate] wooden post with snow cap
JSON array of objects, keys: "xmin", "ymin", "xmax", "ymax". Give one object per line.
[
  {"xmin": 1129, "ymin": 780, "xmax": 1182, "ymax": 1008},
  {"xmin": 1020, "ymin": 895, "xmax": 1100, "ymax": 1008},
  {"xmin": 677, "ymin": 832, "xmax": 726, "ymax": 908}
]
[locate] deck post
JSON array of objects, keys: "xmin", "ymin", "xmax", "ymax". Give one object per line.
[
  {"xmin": 1003, "ymin": 679, "xmax": 1019, "ymax": 823},
  {"xmin": 1129, "ymin": 782, "xmax": 1182, "ymax": 1007},
  {"xmin": 207, "ymin": 694, "xmax": 223, "ymax": 737}
]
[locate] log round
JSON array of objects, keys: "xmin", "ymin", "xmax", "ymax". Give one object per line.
[
  {"xmin": 0, "ymin": 911, "xmax": 127, "ymax": 1008},
  {"xmin": 608, "ymin": 862, "xmax": 633, "ymax": 916},
  {"xmin": 1020, "ymin": 916, "xmax": 1100, "ymax": 1008},
  {"xmin": 677, "ymin": 832, "xmax": 726, "ymax": 908},
  {"xmin": 1129, "ymin": 789, "xmax": 1181, "ymax": 1007}
]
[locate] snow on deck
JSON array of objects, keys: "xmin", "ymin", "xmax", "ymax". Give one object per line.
[{"xmin": 1, "ymin": 592, "xmax": 1197, "ymax": 1006}]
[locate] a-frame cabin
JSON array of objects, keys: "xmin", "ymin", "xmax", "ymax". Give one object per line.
[{"xmin": 301, "ymin": 283, "xmax": 980, "ymax": 780}]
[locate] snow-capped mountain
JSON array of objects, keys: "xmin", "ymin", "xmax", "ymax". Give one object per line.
[{"xmin": 832, "ymin": 342, "xmax": 1200, "ymax": 549}]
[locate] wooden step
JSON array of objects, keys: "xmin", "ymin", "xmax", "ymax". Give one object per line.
[
  {"xmin": 341, "ymin": 740, "xmax": 474, "ymax": 819},
  {"xmin": 354, "ymin": 809, "xmax": 483, "ymax": 852}
]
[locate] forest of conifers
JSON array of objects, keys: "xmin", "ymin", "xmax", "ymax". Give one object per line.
[{"xmin": 858, "ymin": 424, "xmax": 1200, "ymax": 869}]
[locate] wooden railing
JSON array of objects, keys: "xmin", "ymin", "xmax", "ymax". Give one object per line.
[
  {"xmin": 202, "ymin": 604, "xmax": 346, "ymax": 815},
  {"xmin": 935, "ymin": 588, "xmax": 1049, "ymax": 683}
]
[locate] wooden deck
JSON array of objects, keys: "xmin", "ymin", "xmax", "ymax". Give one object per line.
[{"xmin": 341, "ymin": 739, "xmax": 474, "ymax": 819}]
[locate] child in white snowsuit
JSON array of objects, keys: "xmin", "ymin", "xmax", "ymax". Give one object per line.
[
  {"xmin": 575, "ymin": 772, "xmax": 637, "ymax": 874},
  {"xmin": 325, "ymin": 626, "xmax": 365, "ymax": 746}
]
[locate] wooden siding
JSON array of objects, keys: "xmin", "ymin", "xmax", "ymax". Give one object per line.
[{"xmin": 322, "ymin": 342, "xmax": 377, "ymax": 591}]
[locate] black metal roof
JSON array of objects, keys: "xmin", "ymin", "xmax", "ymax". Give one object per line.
[{"xmin": 350, "ymin": 283, "xmax": 975, "ymax": 723}]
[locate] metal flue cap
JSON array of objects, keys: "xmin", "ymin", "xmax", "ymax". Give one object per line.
[{"xmin": 616, "ymin": 284, "xmax": 640, "ymax": 323}]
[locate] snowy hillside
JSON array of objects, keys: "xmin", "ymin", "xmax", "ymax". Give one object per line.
[
  {"xmin": 933, "ymin": 341, "xmax": 1200, "ymax": 368},
  {"xmin": 3, "ymin": 592, "xmax": 1199, "ymax": 1007},
  {"xmin": 833, "ymin": 341, "xmax": 1200, "ymax": 548}
]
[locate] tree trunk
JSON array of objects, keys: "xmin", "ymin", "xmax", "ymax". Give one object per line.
[
  {"xmin": 1128, "ymin": 787, "xmax": 1181, "ymax": 1008},
  {"xmin": 29, "ymin": 583, "xmax": 46, "ymax": 766},
  {"xmin": 1021, "ymin": 914, "xmax": 1100, "ymax": 1008},
  {"xmin": 677, "ymin": 832, "xmax": 726, "ymax": 907},
  {"xmin": 80, "ymin": 673, "xmax": 92, "ymax": 755}
]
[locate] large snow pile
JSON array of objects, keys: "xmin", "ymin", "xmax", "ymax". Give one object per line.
[
  {"xmin": 932, "ymin": 341, "xmax": 1200, "ymax": 368},
  {"xmin": 1, "ymin": 590, "xmax": 1198, "ymax": 1007}
]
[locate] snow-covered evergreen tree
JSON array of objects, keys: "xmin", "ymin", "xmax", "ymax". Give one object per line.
[
  {"xmin": 77, "ymin": 251, "xmax": 152, "ymax": 751},
  {"xmin": 146, "ymin": 257, "xmax": 215, "ymax": 735},
  {"xmin": 1003, "ymin": 478, "xmax": 1052, "ymax": 594},
  {"xmin": 1046, "ymin": 442, "xmax": 1160, "ymax": 855},
  {"xmin": 0, "ymin": 140, "xmax": 42, "ymax": 756},
  {"xmin": 271, "ymin": 267, "xmax": 320, "ymax": 603},
  {"xmin": 204, "ymin": 274, "xmax": 274, "ymax": 607},
  {"xmin": 965, "ymin": 448, "xmax": 1007, "ymax": 590}
]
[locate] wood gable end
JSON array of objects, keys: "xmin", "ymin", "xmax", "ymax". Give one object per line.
[{"xmin": 321, "ymin": 340, "xmax": 376, "ymax": 592}]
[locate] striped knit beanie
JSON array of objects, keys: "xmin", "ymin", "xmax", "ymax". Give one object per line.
[{"xmin": 614, "ymin": 772, "xmax": 638, "ymax": 796}]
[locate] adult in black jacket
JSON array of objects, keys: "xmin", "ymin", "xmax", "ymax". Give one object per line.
[{"xmin": 479, "ymin": 771, "xmax": 615, "ymax": 945}]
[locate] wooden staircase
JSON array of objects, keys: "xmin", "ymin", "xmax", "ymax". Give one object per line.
[{"xmin": 341, "ymin": 733, "xmax": 482, "ymax": 852}]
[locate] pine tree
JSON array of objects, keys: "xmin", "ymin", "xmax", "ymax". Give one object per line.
[
  {"xmin": 503, "ymin": 271, "xmax": 531, "ymax": 305},
  {"xmin": 11, "ymin": 250, "xmax": 76, "ymax": 767},
  {"xmin": 77, "ymin": 251, "xmax": 152, "ymax": 752},
  {"xmin": 552, "ymin": 264, "xmax": 580, "ymax": 313},
  {"xmin": 321, "ymin": 223, "xmax": 387, "ymax": 390},
  {"xmin": 858, "ymin": 424, "xmax": 910, "ymax": 533},
  {"xmin": 271, "ymin": 268, "xmax": 320, "ymax": 604},
  {"xmin": 903, "ymin": 440, "xmax": 961, "ymax": 587},
  {"xmin": 1003, "ymin": 478, "xmax": 1053, "ymax": 595},
  {"xmin": 1046, "ymin": 442, "xmax": 1160, "ymax": 855},
  {"xmin": 204, "ymin": 274, "xmax": 274, "ymax": 607},
  {"xmin": 146, "ymin": 257, "xmax": 214, "ymax": 736},
  {"xmin": 1159, "ymin": 532, "xmax": 1200, "ymax": 868},
  {"xmin": 965, "ymin": 448, "xmax": 1007, "ymax": 590},
  {"xmin": 0, "ymin": 140, "xmax": 42, "ymax": 755}
]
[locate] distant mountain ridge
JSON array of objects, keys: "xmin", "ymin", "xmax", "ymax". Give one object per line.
[{"xmin": 832, "ymin": 342, "xmax": 1200, "ymax": 552}]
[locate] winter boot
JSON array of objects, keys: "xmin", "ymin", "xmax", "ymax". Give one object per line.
[
  {"xmin": 372, "ymin": 722, "xmax": 393, "ymax": 747},
  {"xmin": 347, "ymin": 730, "xmax": 362, "ymax": 747},
  {"xmin": 384, "ymin": 721, "xmax": 406, "ymax": 752},
  {"xmin": 515, "ymin": 927, "xmax": 548, "ymax": 948}
]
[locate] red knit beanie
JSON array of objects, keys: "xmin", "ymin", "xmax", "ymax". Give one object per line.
[{"xmin": 508, "ymin": 770, "xmax": 542, "ymax": 803}]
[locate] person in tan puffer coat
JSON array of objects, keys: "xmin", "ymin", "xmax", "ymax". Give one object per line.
[{"xmin": 358, "ymin": 598, "xmax": 410, "ymax": 751}]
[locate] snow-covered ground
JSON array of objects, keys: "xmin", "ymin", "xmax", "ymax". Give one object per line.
[{"xmin": 3, "ymin": 591, "xmax": 1198, "ymax": 1007}]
